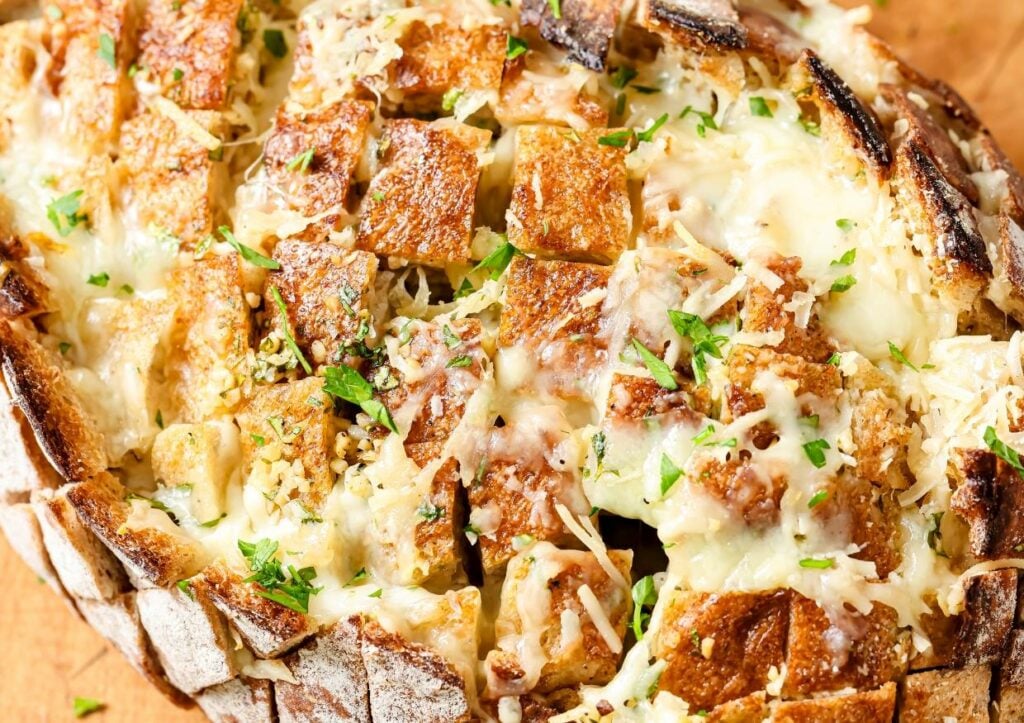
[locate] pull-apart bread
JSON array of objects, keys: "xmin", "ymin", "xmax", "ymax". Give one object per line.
[{"xmin": 0, "ymin": 0, "xmax": 1022, "ymax": 720}]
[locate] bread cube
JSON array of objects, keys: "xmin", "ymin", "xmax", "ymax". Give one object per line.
[
  {"xmin": 151, "ymin": 420, "xmax": 240, "ymax": 524},
  {"xmin": 771, "ymin": 683, "xmax": 896, "ymax": 722},
  {"xmin": 507, "ymin": 125, "xmax": 630, "ymax": 263},
  {"xmin": 166, "ymin": 256, "xmax": 252, "ymax": 423},
  {"xmin": 356, "ymin": 119, "xmax": 491, "ymax": 266},
  {"xmin": 485, "ymin": 543, "xmax": 632, "ymax": 696},
  {"xmin": 496, "ymin": 53, "xmax": 608, "ymax": 129},
  {"xmin": 0, "ymin": 233, "xmax": 51, "ymax": 319},
  {"xmin": 236, "ymin": 377, "xmax": 333, "ymax": 510},
  {"xmin": 951, "ymin": 448, "xmax": 1024, "ymax": 559},
  {"xmin": 263, "ymin": 100, "xmax": 374, "ymax": 241},
  {"xmin": 0, "ymin": 500, "xmax": 70, "ymax": 603},
  {"xmin": 375, "ymin": 318, "xmax": 486, "ymax": 447},
  {"xmin": 952, "ymin": 568, "xmax": 1017, "ymax": 666},
  {"xmin": 783, "ymin": 595, "xmax": 905, "ymax": 697},
  {"xmin": 196, "ymin": 676, "xmax": 275, "ymax": 723},
  {"xmin": 900, "ymin": 665, "xmax": 990, "ymax": 723},
  {"xmin": 651, "ymin": 589, "xmax": 789, "ymax": 710},
  {"xmin": 263, "ymin": 241, "xmax": 377, "ymax": 366},
  {"xmin": 391, "ymin": 20, "xmax": 504, "ymax": 108},
  {"xmin": 498, "ymin": 255, "xmax": 610, "ymax": 399},
  {"xmin": 520, "ymin": 0, "xmax": 621, "ymax": 71},
  {"xmin": 0, "ymin": 378, "xmax": 60, "ymax": 497},
  {"xmin": 636, "ymin": 0, "xmax": 746, "ymax": 50},
  {"xmin": 138, "ymin": 0, "xmax": 241, "ymax": 110},
  {"xmin": 119, "ymin": 109, "xmax": 227, "ymax": 245}
]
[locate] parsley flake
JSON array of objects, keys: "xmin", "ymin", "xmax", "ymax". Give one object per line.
[
  {"xmin": 636, "ymin": 113, "xmax": 669, "ymax": 143},
  {"xmin": 831, "ymin": 248, "xmax": 857, "ymax": 266},
  {"xmin": 446, "ymin": 355, "xmax": 472, "ymax": 368},
  {"xmin": 263, "ymin": 28, "xmax": 287, "ymax": 58},
  {"xmin": 668, "ymin": 310, "xmax": 727, "ymax": 385},
  {"xmin": 238, "ymin": 538, "xmax": 321, "ymax": 613},
  {"xmin": 269, "ymin": 286, "xmax": 313, "ymax": 374},
  {"xmin": 441, "ymin": 88, "xmax": 463, "ymax": 112},
  {"xmin": 323, "ymin": 365, "xmax": 398, "ymax": 433},
  {"xmin": 749, "ymin": 96, "xmax": 773, "ymax": 118},
  {"xmin": 547, "ymin": 0, "xmax": 561, "ymax": 19},
  {"xmin": 73, "ymin": 697, "xmax": 104, "ymax": 718},
  {"xmin": 887, "ymin": 342, "xmax": 920, "ymax": 372},
  {"xmin": 660, "ymin": 453, "xmax": 682, "ymax": 496},
  {"xmin": 802, "ymin": 439, "xmax": 830, "ymax": 469},
  {"xmin": 87, "ymin": 272, "xmax": 110, "ymax": 287},
  {"xmin": 836, "ymin": 219, "xmax": 856, "ymax": 233},
  {"xmin": 97, "ymin": 33, "xmax": 116, "ymax": 69},
  {"xmin": 610, "ymin": 65, "xmax": 637, "ymax": 89},
  {"xmin": 285, "ymin": 148, "xmax": 314, "ymax": 174},
  {"xmin": 984, "ymin": 426, "xmax": 1024, "ymax": 478},
  {"xmin": 598, "ymin": 129, "xmax": 635, "ymax": 148},
  {"xmin": 506, "ymin": 34, "xmax": 528, "ymax": 60},
  {"xmin": 631, "ymin": 338, "xmax": 678, "ymax": 390},
  {"xmin": 799, "ymin": 557, "xmax": 834, "ymax": 570},
  {"xmin": 830, "ymin": 275, "xmax": 857, "ymax": 293},
  {"xmin": 219, "ymin": 226, "xmax": 280, "ymax": 269},
  {"xmin": 46, "ymin": 190, "xmax": 86, "ymax": 236},
  {"xmin": 807, "ymin": 490, "xmax": 829, "ymax": 508},
  {"xmin": 630, "ymin": 575, "xmax": 657, "ymax": 640}
]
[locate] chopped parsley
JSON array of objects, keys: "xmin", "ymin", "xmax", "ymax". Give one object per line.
[
  {"xmin": 592, "ymin": 431, "xmax": 607, "ymax": 466},
  {"xmin": 630, "ymin": 575, "xmax": 657, "ymax": 641},
  {"xmin": 46, "ymin": 190, "xmax": 86, "ymax": 236},
  {"xmin": 458, "ymin": 236, "xmax": 521, "ymax": 297},
  {"xmin": 799, "ymin": 557, "xmax": 834, "ymax": 570},
  {"xmin": 345, "ymin": 567, "xmax": 368, "ymax": 587},
  {"xmin": 679, "ymin": 106, "xmax": 718, "ymax": 137},
  {"xmin": 263, "ymin": 28, "xmax": 287, "ymax": 58},
  {"xmin": 984, "ymin": 426, "xmax": 1024, "ymax": 478},
  {"xmin": 285, "ymin": 148, "xmax": 314, "ymax": 174},
  {"xmin": 172, "ymin": 67, "xmax": 184, "ymax": 82},
  {"xmin": 199, "ymin": 513, "xmax": 226, "ymax": 528},
  {"xmin": 826, "ymin": 352, "xmax": 841, "ymax": 366},
  {"xmin": 442, "ymin": 325, "xmax": 462, "ymax": 349},
  {"xmin": 97, "ymin": 33, "xmax": 116, "ymax": 69},
  {"xmin": 668, "ymin": 310, "xmax": 727, "ymax": 385},
  {"xmin": 802, "ymin": 439, "xmax": 830, "ymax": 469},
  {"xmin": 155, "ymin": 409, "xmax": 164, "ymax": 429},
  {"xmin": 118, "ymin": 283, "xmax": 134, "ymax": 295},
  {"xmin": 446, "ymin": 355, "xmax": 472, "ymax": 368},
  {"xmin": 506, "ymin": 34, "xmax": 528, "ymax": 60},
  {"xmin": 598, "ymin": 129, "xmax": 634, "ymax": 148},
  {"xmin": 219, "ymin": 226, "xmax": 280, "ymax": 269},
  {"xmin": 73, "ymin": 697, "xmax": 105, "ymax": 718},
  {"xmin": 547, "ymin": 0, "xmax": 561, "ymax": 19},
  {"xmin": 338, "ymin": 283, "xmax": 359, "ymax": 317},
  {"xmin": 370, "ymin": 191, "xmax": 385, "ymax": 202},
  {"xmin": 835, "ymin": 219, "xmax": 856, "ymax": 233},
  {"xmin": 830, "ymin": 275, "xmax": 857, "ymax": 293},
  {"xmin": 323, "ymin": 364, "xmax": 398, "ymax": 433},
  {"xmin": 887, "ymin": 341, "xmax": 921, "ymax": 372},
  {"xmin": 636, "ymin": 113, "xmax": 669, "ymax": 143},
  {"xmin": 799, "ymin": 115, "xmax": 821, "ymax": 136},
  {"xmin": 807, "ymin": 490, "xmax": 829, "ymax": 508},
  {"xmin": 238, "ymin": 538, "xmax": 321, "ymax": 613},
  {"xmin": 800, "ymin": 414, "xmax": 820, "ymax": 429},
  {"xmin": 610, "ymin": 65, "xmax": 638, "ymax": 89},
  {"xmin": 660, "ymin": 453, "xmax": 682, "ymax": 496},
  {"xmin": 441, "ymin": 88, "xmax": 463, "ymax": 112},
  {"xmin": 631, "ymin": 338, "xmax": 678, "ymax": 391},
  {"xmin": 369, "ymin": 588, "xmax": 383, "ymax": 598},
  {"xmin": 927, "ymin": 511, "xmax": 948, "ymax": 557},
  {"xmin": 749, "ymin": 96, "xmax": 773, "ymax": 118},
  {"xmin": 58, "ymin": 341, "xmax": 72, "ymax": 355},
  {"xmin": 87, "ymin": 272, "xmax": 110, "ymax": 287},
  {"xmin": 269, "ymin": 286, "xmax": 313, "ymax": 374},
  {"xmin": 831, "ymin": 248, "xmax": 856, "ymax": 266},
  {"xmin": 417, "ymin": 501, "xmax": 444, "ymax": 522},
  {"xmin": 176, "ymin": 579, "xmax": 194, "ymax": 599}
]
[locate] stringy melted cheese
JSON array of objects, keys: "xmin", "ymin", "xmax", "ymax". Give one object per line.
[{"xmin": 1, "ymin": 0, "xmax": 1019, "ymax": 719}]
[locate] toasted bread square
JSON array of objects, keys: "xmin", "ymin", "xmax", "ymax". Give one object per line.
[
  {"xmin": 407, "ymin": 443, "xmax": 466, "ymax": 588},
  {"xmin": 636, "ymin": 0, "xmax": 747, "ymax": 50},
  {"xmin": 76, "ymin": 592, "xmax": 189, "ymax": 704},
  {"xmin": 810, "ymin": 477, "xmax": 902, "ymax": 579},
  {"xmin": 356, "ymin": 119, "xmax": 491, "ymax": 266},
  {"xmin": 361, "ymin": 617, "xmax": 472, "ymax": 723},
  {"xmin": 137, "ymin": 585, "xmax": 237, "ymax": 694},
  {"xmin": 264, "ymin": 101, "xmax": 374, "ymax": 241},
  {"xmin": 771, "ymin": 682, "xmax": 896, "ymax": 723},
  {"xmin": 0, "ymin": 320, "xmax": 107, "ymax": 482},
  {"xmin": 603, "ymin": 373, "xmax": 709, "ymax": 428},
  {"xmin": 166, "ymin": 256, "xmax": 252, "ymax": 423},
  {"xmin": 850, "ymin": 386, "xmax": 909, "ymax": 487},
  {"xmin": 485, "ymin": 543, "xmax": 632, "ymax": 696},
  {"xmin": 236, "ymin": 377, "xmax": 333, "ymax": 510},
  {"xmin": 652, "ymin": 589, "xmax": 789, "ymax": 710},
  {"xmin": 496, "ymin": 54, "xmax": 608, "ymax": 129},
  {"xmin": 47, "ymin": 0, "xmax": 136, "ymax": 153},
  {"xmin": 152, "ymin": 420, "xmax": 239, "ymax": 524},
  {"xmin": 119, "ymin": 109, "xmax": 227, "ymax": 245},
  {"xmin": 0, "ymin": 378, "xmax": 60, "ymax": 496},
  {"xmin": 499, "ymin": 255, "xmax": 610, "ymax": 399},
  {"xmin": 138, "ymin": 0, "xmax": 241, "ymax": 110},
  {"xmin": 65, "ymin": 473, "xmax": 205, "ymax": 588},
  {"xmin": 275, "ymin": 615, "xmax": 371, "ymax": 723},
  {"xmin": 0, "ymin": 233, "xmax": 51, "ymax": 319},
  {"xmin": 33, "ymin": 486, "xmax": 128, "ymax": 600},
  {"xmin": 688, "ymin": 453, "xmax": 787, "ymax": 527},
  {"xmin": 706, "ymin": 692, "xmax": 768, "ymax": 722},
  {"xmin": 892, "ymin": 137, "xmax": 991, "ymax": 308},
  {"xmin": 196, "ymin": 676, "xmax": 275, "ymax": 723},
  {"xmin": 900, "ymin": 665, "xmax": 990, "ymax": 723},
  {"xmin": 263, "ymin": 241, "xmax": 377, "ymax": 366},
  {"xmin": 375, "ymin": 318, "xmax": 486, "ymax": 447},
  {"xmin": 740, "ymin": 255, "xmax": 835, "ymax": 363},
  {"xmin": 907, "ymin": 601, "xmax": 958, "ymax": 671},
  {"xmin": 791, "ymin": 50, "xmax": 891, "ymax": 175},
  {"xmin": 520, "ymin": 0, "xmax": 622, "ymax": 71},
  {"xmin": 951, "ymin": 449, "xmax": 1024, "ymax": 559},
  {"xmin": 469, "ymin": 423, "xmax": 593, "ymax": 575},
  {"xmin": 195, "ymin": 562, "xmax": 313, "ymax": 658},
  {"xmin": 507, "ymin": 125, "xmax": 630, "ymax": 263},
  {"xmin": 784, "ymin": 595, "xmax": 905, "ymax": 697},
  {"xmin": 391, "ymin": 20, "xmax": 504, "ymax": 107},
  {"xmin": 0, "ymin": 500, "xmax": 70, "ymax": 603},
  {"xmin": 953, "ymin": 568, "xmax": 1017, "ymax": 666}
]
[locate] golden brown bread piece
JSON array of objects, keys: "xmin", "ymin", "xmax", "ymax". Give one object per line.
[
  {"xmin": 900, "ymin": 665, "xmax": 991, "ymax": 723},
  {"xmin": 196, "ymin": 676, "xmax": 275, "ymax": 723},
  {"xmin": 520, "ymin": 0, "xmax": 622, "ymax": 72},
  {"xmin": 772, "ymin": 682, "xmax": 896, "ymax": 722},
  {"xmin": 636, "ymin": 0, "xmax": 747, "ymax": 50}
]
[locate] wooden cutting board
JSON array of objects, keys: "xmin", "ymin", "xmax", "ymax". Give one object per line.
[{"xmin": 3, "ymin": 1, "xmax": 1023, "ymax": 720}]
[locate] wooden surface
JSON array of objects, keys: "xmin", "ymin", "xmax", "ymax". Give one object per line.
[{"xmin": 3, "ymin": 1, "xmax": 1024, "ymax": 721}]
